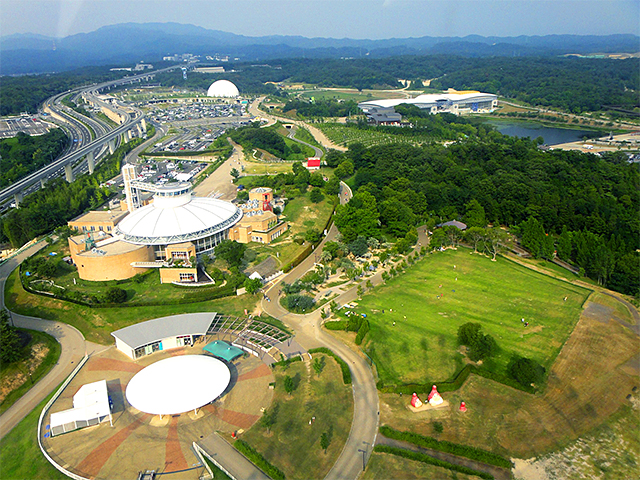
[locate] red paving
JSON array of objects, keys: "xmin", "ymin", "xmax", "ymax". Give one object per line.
[
  {"xmin": 75, "ymin": 416, "xmax": 146, "ymax": 478},
  {"xmin": 86, "ymin": 358, "xmax": 143, "ymax": 373},
  {"xmin": 237, "ymin": 363, "xmax": 271, "ymax": 382},
  {"xmin": 165, "ymin": 417, "xmax": 189, "ymax": 472},
  {"xmin": 219, "ymin": 408, "xmax": 260, "ymax": 429}
]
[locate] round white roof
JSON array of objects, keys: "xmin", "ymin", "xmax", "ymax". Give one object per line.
[
  {"xmin": 126, "ymin": 355, "xmax": 230, "ymax": 415},
  {"xmin": 115, "ymin": 192, "xmax": 242, "ymax": 245},
  {"xmin": 207, "ymin": 80, "xmax": 239, "ymax": 98}
]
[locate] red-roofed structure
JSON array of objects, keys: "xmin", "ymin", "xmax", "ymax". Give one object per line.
[{"xmin": 306, "ymin": 158, "xmax": 321, "ymax": 170}]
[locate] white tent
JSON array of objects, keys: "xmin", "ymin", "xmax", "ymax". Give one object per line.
[{"xmin": 50, "ymin": 380, "xmax": 112, "ymax": 436}]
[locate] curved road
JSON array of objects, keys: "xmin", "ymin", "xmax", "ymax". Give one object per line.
[{"xmin": 0, "ymin": 243, "xmax": 105, "ymax": 441}]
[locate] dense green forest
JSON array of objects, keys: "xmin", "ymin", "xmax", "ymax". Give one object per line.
[
  {"xmin": 4, "ymin": 56, "xmax": 637, "ymax": 117},
  {"xmin": 0, "ymin": 66, "xmax": 123, "ymax": 116},
  {"xmin": 0, "ymin": 137, "xmax": 143, "ymax": 247},
  {"xmin": 0, "ymin": 129, "xmax": 68, "ymax": 188},
  {"xmin": 328, "ymin": 136, "xmax": 639, "ymax": 296}
]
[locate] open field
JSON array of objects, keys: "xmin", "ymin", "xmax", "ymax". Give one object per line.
[
  {"xmin": 379, "ymin": 291, "xmax": 639, "ymax": 459},
  {"xmin": 352, "ymin": 248, "xmax": 590, "ymax": 386},
  {"xmin": 0, "ymin": 329, "xmax": 61, "ymax": 414},
  {"xmin": 240, "ymin": 354, "xmax": 353, "ymax": 480},
  {"xmin": 5, "ymin": 268, "xmax": 259, "ymax": 344},
  {"xmin": 363, "ymin": 452, "xmax": 480, "ymax": 480},
  {"xmin": 297, "ymin": 88, "xmax": 409, "ymax": 102}
]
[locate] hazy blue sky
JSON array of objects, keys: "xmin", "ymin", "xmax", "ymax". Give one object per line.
[{"xmin": 2, "ymin": 0, "xmax": 638, "ymax": 39}]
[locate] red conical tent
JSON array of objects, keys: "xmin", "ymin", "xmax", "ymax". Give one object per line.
[
  {"xmin": 427, "ymin": 385, "xmax": 440, "ymax": 402},
  {"xmin": 459, "ymin": 401, "xmax": 467, "ymax": 412}
]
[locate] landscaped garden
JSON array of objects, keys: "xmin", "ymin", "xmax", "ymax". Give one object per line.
[
  {"xmin": 337, "ymin": 248, "xmax": 591, "ymax": 389},
  {"xmin": 239, "ymin": 352, "xmax": 353, "ymax": 480}
]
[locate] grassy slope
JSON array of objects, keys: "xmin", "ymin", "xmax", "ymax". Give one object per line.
[
  {"xmin": 355, "ymin": 248, "xmax": 590, "ymax": 385},
  {"xmin": 5, "ymin": 268, "xmax": 258, "ymax": 344},
  {"xmin": 241, "ymin": 354, "xmax": 353, "ymax": 480},
  {"xmin": 0, "ymin": 388, "xmax": 66, "ymax": 480},
  {"xmin": 363, "ymin": 452, "xmax": 480, "ymax": 480},
  {"xmin": 0, "ymin": 329, "xmax": 61, "ymax": 414}
]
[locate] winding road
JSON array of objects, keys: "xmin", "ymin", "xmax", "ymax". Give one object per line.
[{"xmin": 0, "ymin": 243, "xmax": 106, "ymax": 441}]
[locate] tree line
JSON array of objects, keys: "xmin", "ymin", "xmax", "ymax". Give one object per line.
[{"xmin": 0, "ymin": 129, "xmax": 68, "ymax": 188}]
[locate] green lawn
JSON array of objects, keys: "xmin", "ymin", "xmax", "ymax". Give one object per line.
[
  {"xmin": 350, "ymin": 248, "xmax": 590, "ymax": 386},
  {"xmin": 5, "ymin": 268, "xmax": 259, "ymax": 345},
  {"xmin": 0, "ymin": 387, "xmax": 67, "ymax": 480},
  {"xmin": 0, "ymin": 329, "xmax": 61, "ymax": 415},
  {"xmin": 241, "ymin": 353, "xmax": 353, "ymax": 480}
]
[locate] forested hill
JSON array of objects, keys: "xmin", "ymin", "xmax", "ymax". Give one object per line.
[{"xmin": 332, "ymin": 137, "xmax": 639, "ymax": 295}]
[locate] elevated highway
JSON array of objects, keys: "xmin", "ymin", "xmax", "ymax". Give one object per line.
[{"xmin": 1, "ymin": 65, "xmax": 181, "ymax": 207}]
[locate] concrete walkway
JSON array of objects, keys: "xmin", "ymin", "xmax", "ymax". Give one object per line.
[
  {"xmin": 0, "ymin": 241, "xmax": 106, "ymax": 440},
  {"xmin": 198, "ymin": 432, "xmax": 270, "ymax": 480}
]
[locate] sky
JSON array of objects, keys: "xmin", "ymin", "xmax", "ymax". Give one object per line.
[{"xmin": 1, "ymin": 0, "xmax": 638, "ymax": 40}]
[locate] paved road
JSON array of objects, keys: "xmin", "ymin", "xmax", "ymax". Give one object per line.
[
  {"xmin": 0, "ymin": 241, "xmax": 105, "ymax": 440},
  {"xmin": 199, "ymin": 433, "xmax": 270, "ymax": 480},
  {"xmin": 287, "ymin": 125, "xmax": 324, "ymax": 158},
  {"xmin": 192, "ymin": 139, "xmax": 245, "ymax": 200}
]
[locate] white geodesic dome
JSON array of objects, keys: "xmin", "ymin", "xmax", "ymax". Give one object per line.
[{"xmin": 207, "ymin": 80, "xmax": 239, "ymax": 98}]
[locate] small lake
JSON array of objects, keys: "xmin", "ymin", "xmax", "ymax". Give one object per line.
[{"xmin": 484, "ymin": 120, "xmax": 602, "ymax": 146}]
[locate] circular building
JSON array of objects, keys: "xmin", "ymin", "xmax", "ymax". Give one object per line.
[
  {"xmin": 126, "ymin": 355, "xmax": 231, "ymax": 415},
  {"xmin": 115, "ymin": 183, "xmax": 242, "ymax": 255},
  {"xmin": 207, "ymin": 79, "xmax": 239, "ymax": 98}
]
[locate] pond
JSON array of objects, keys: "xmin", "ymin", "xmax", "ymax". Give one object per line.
[{"xmin": 484, "ymin": 120, "xmax": 603, "ymax": 146}]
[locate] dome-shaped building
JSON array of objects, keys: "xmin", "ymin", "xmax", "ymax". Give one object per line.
[{"xmin": 207, "ymin": 79, "xmax": 240, "ymax": 98}]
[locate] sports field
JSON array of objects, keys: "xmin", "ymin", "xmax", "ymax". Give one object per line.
[{"xmin": 355, "ymin": 249, "xmax": 590, "ymax": 386}]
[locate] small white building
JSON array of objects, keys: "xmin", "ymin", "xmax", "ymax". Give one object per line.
[{"xmin": 49, "ymin": 380, "xmax": 112, "ymax": 436}]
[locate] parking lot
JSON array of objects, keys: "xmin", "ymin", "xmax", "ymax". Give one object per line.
[{"xmin": 0, "ymin": 116, "xmax": 52, "ymax": 138}]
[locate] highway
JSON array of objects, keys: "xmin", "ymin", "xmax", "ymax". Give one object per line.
[{"xmin": 0, "ymin": 65, "xmax": 182, "ymax": 206}]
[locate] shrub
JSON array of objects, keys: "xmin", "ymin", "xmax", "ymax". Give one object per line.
[
  {"xmin": 281, "ymin": 294, "xmax": 316, "ymax": 313},
  {"xmin": 323, "ymin": 320, "xmax": 348, "ymax": 330},
  {"xmin": 379, "ymin": 426, "xmax": 512, "ymax": 470},
  {"xmin": 104, "ymin": 287, "xmax": 127, "ymax": 304}
]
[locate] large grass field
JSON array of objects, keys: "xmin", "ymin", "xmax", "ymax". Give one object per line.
[
  {"xmin": 352, "ymin": 248, "xmax": 590, "ymax": 386},
  {"xmin": 316, "ymin": 123, "xmax": 437, "ymax": 148},
  {"xmin": 240, "ymin": 353, "xmax": 353, "ymax": 480}
]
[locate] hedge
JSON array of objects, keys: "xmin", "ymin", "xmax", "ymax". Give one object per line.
[
  {"xmin": 283, "ymin": 244, "xmax": 312, "ymax": 273},
  {"xmin": 308, "ymin": 347, "xmax": 351, "ymax": 384},
  {"xmin": 377, "ymin": 363, "xmax": 535, "ymax": 395},
  {"xmin": 323, "ymin": 320, "xmax": 347, "ymax": 330},
  {"xmin": 234, "ymin": 439, "xmax": 285, "ymax": 480},
  {"xmin": 379, "ymin": 426, "xmax": 513, "ymax": 469},
  {"xmin": 373, "ymin": 445, "xmax": 493, "ymax": 480}
]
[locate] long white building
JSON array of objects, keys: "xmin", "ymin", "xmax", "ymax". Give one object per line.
[{"xmin": 359, "ymin": 89, "xmax": 498, "ymax": 120}]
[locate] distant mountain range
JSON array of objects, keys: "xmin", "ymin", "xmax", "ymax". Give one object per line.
[{"xmin": 1, "ymin": 22, "xmax": 638, "ymax": 75}]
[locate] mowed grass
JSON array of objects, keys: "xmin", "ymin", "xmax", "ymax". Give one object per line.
[
  {"xmin": 4, "ymin": 268, "xmax": 259, "ymax": 344},
  {"xmin": 241, "ymin": 354, "xmax": 353, "ymax": 480},
  {"xmin": 357, "ymin": 249, "xmax": 590, "ymax": 385}
]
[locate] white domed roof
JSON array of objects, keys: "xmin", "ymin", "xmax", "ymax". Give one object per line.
[
  {"xmin": 207, "ymin": 79, "xmax": 239, "ymax": 98},
  {"xmin": 116, "ymin": 188, "xmax": 242, "ymax": 245}
]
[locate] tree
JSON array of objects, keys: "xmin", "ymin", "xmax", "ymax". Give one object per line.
[
  {"xmin": 334, "ymin": 160, "xmax": 354, "ymax": 179},
  {"xmin": 508, "ymin": 357, "xmax": 546, "ymax": 387},
  {"xmin": 348, "ymin": 236, "xmax": 368, "ymax": 257},
  {"xmin": 312, "ymin": 356, "xmax": 326, "ymax": 376},
  {"xmin": 458, "ymin": 322, "xmax": 482, "ymax": 346},
  {"xmin": 214, "ymin": 240, "xmax": 246, "ymax": 268},
  {"xmin": 0, "ymin": 309, "xmax": 23, "ymax": 364},
  {"xmin": 320, "ymin": 425, "xmax": 333, "ymax": 453},
  {"xmin": 324, "ymin": 175, "xmax": 340, "ymax": 195},
  {"xmin": 484, "ymin": 227, "xmax": 508, "ymax": 261},
  {"xmin": 521, "ymin": 216, "xmax": 546, "ymax": 258},
  {"xmin": 260, "ymin": 402, "xmax": 280, "ymax": 433},
  {"xmin": 244, "ymin": 277, "xmax": 263, "ymax": 294},
  {"xmin": 465, "ymin": 226, "xmax": 486, "ymax": 253},
  {"xmin": 305, "ymin": 228, "xmax": 321, "ymax": 244},
  {"xmin": 230, "ymin": 168, "xmax": 240, "ymax": 179},
  {"xmin": 104, "ymin": 287, "xmax": 127, "ymax": 304},
  {"xmin": 36, "ymin": 260, "xmax": 56, "ymax": 278},
  {"xmin": 309, "ymin": 188, "xmax": 324, "ymax": 203},
  {"xmin": 283, "ymin": 375, "xmax": 295, "ymax": 395},
  {"xmin": 557, "ymin": 226, "xmax": 572, "ymax": 261},
  {"xmin": 468, "ymin": 333, "xmax": 498, "ymax": 361},
  {"xmin": 465, "ymin": 199, "xmax": 486, "ymax": 228}
]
